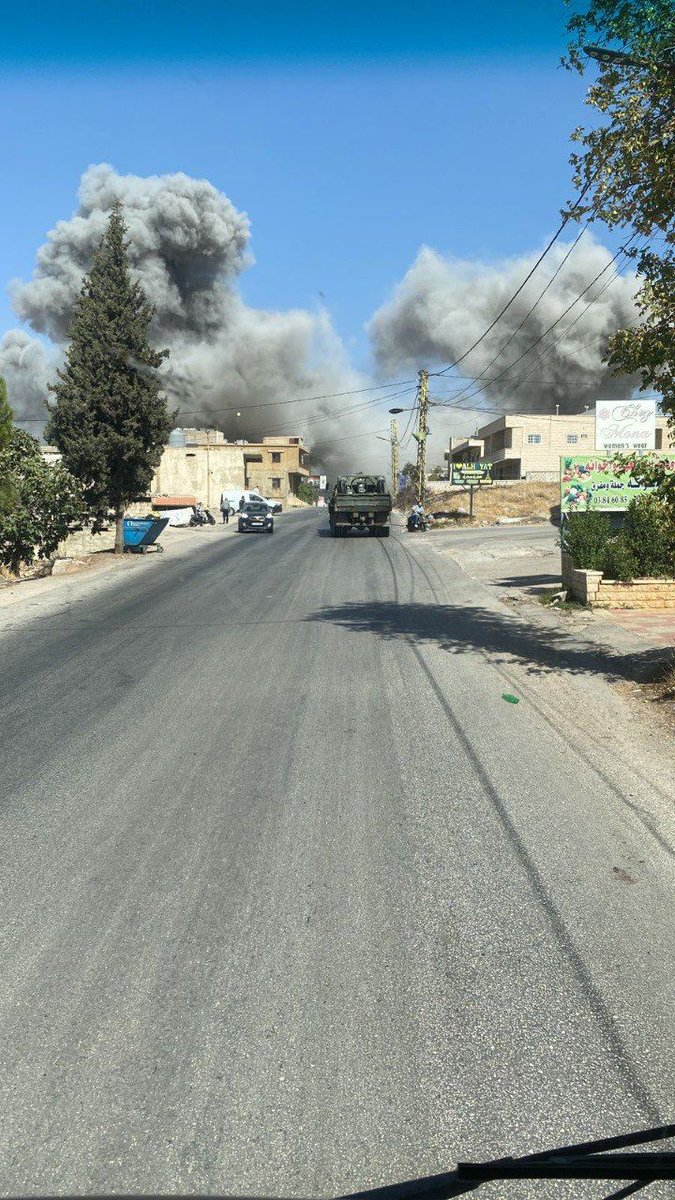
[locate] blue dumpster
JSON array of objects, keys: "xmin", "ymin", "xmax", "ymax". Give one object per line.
[{"xmin": 123, "ymin": 517, "xmax": 169, "ymax": 553}]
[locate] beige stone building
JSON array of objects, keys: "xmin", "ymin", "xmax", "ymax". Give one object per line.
[
  {"xmin": 151, "ymin": 432, "xmax": 311, "ymax": 504},
  {"xmin": 41, "ymin": 430, "xmax": 311, "ymax": 506},
  {"xmin": 445, "ymin": 411, "xmax": 674, "ymax": 481}
]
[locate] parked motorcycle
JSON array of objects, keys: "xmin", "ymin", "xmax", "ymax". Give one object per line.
[{"xmin": 189, "ymin": 505, "xmax": 216, "ymax": 527}]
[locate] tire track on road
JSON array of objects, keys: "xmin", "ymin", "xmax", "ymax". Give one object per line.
[{"xmin": 376, "ymin": 531, "xmax": 662, "ymax": 1124}]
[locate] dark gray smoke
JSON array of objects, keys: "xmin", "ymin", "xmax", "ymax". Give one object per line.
[
  {"xmin": 368, "ymin": 235, "xmax": 640, "ymax": 415},
  {"xmin": 0, "ymin": 330, "xmax": 56, "ymax": 432},
  {"xmin": 1, "ymin": 168, "xmax": 643, "ymax": 476},
  {"xmin": 0, "ymin": 164, "xmax": 384, "ymax": 475}
]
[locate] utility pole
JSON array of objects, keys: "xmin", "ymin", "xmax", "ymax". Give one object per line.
[
  {"xmin": 413, "ymin": 368, "xmax": 430, "ymax": 506},
  {"xmin": 390, "ymin": 418, "xmax": 399, "ymax": 499}
]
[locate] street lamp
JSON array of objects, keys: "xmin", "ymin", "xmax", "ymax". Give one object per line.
[{"xmin": 584, "ymin": 43, "xmax": 675, "ymax": 69}]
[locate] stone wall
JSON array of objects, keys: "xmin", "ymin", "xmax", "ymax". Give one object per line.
[
  {"xmin": 562, "ymin": 554, "xmax": 675, "ymax": 608},
  {"xmin": 55, "ymin": 526, "xmax": 116, "ymax": 558},
  {"xmin": 592, "ymin": 578, "xmax": 675, "ymax": 608}
]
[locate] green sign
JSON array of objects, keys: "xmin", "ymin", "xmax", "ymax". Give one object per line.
[
  {"xmin": 560, "ymin": 453, "xmax": 675, "ymax": 513},
  {"xmin": 451, "ymin": 461, "xmax": 493, "ymax": 486}
]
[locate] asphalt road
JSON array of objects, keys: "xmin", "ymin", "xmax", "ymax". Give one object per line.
[{"xmin": 1, "ymin": 510, "xmax": 674, "ymax": 1198}]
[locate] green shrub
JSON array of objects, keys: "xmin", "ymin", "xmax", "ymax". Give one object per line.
[
  {"xmin": 0, "ymin": 429, "xmax": 85, "ymax": 573},
  {"xmin": 296, "ymin": 480, "xmax": 318, "ymax": 504},
  {"xmin": 601, "ymin": 538, "xmax": 638, "ymax": 581},
  {"xmin": 559, "ymin": 511, "xmax": 611, "ymax": 570},
  {"xmin": 620, "ymin": 495, "xmax": 674, "ymax": 577},
  {"xmin": 561, "ymin": 499, "xmax": 675, "ymax": 580}
]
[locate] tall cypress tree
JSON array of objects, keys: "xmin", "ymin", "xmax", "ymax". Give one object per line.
[
  {"xmin": 46, "ymin": 201, "xmax": 172, "ymax": 552},
  {"xmin": 0, "ymin": 376, "xmax": 13, "ymax": 451}
]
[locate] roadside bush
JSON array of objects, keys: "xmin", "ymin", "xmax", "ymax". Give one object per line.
[
  {"xmin": 619, "ymin": 495, "xmax": 674, "ymax": 577},
  {"xmin": 561, "ymin": 498, "xmax": 675, "ymax": 580},
  {"xmin": 559, "ymin": 511, "xmax": 611, "ymax": 570},
  {"xmin": 0, "ymin": 428, "xmax": 85, "ymax": 574},
  {"xmin": 296, "ymin": 480, "xmax": 318, "ymax": 505},
  {"xmin": 600, "ymin": 538, "xmax": 638, "ymax": 581}
]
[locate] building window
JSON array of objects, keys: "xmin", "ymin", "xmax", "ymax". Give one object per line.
[
  {"xmin": 580, "ymin": 433, "xmax": 588, "ymax": 440},
  {"xmin": 271, "ymin": 452, "xmax": 281, "ymax": 462},
  {"xmin": 567, "ymin": 434, "xmax": 578, "ymax": 444},
  {"xmin": 271, "ymin": 477, "xmax": 281, "ymax": 490},
  {"xmin": 527, "ymin": 434, "xmax": 542, "ymax": 444},
  {"xmin": 656, "ymin": 429, "xmax": 663, "ymax": 449}
]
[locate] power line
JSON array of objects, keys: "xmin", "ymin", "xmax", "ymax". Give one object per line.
[
  {"xmin": 432, "ymin": 182, "xmax": 591, "ymax": 378},
  {"xmin": 175, "ymin": 377, "xmax": 418, "ymax": 419},
  {"xmin": 324, "ymin": 426, "xmax": 391, "ymax": 446},
  {"xmin": 466, "ymin": 254, "xmax": 646, "ymax": 404},
  {"xmin": 437, "ymin": 235, "xmax": 639, "ymax": 410},
  {"xmin": 436, "ymin": 225, "xmax": 589, "ymax": 405},
  {"xmin": 265, "ymin": 385, "xmax": 418, "ymax": 437}
]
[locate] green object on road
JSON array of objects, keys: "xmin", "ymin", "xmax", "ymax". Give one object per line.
[{"xmin": 502, "ymin": 693, "xmax": 520, "ymax": 704}]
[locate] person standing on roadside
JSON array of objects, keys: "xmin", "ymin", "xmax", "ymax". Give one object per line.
[{"xmin": 220, "ymin": 492, "xmax": 230, "ymax": 524}]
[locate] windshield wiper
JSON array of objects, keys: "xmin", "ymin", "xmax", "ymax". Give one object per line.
[
  {"xmin": 17, "ymin": 1123, "xmax": 675, "ymax": 1200},
  {"xmin": 343, "ymin": 1123, "xmax": 675, "ymax": 1200}
]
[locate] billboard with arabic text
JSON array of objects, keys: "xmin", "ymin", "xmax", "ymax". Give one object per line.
[{"xmin": 560, "ymin": 453, "xmax": 675, "ymax": 514}]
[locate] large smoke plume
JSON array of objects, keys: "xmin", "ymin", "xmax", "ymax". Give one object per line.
[
  {"xmin": 369, "ymin": 236, "xmax": 640, "ymax": 416},
  {"xmin": 0, "ymin": 164, "xmax": 382, "ymax": 475},
  {"xmin": 1, "ymin": 166, "xmax": 644, "ymax": 476}
]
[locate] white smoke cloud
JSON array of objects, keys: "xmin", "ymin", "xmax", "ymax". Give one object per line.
[{"xmin": 368, "ymin": 235, "xmax": 640, "ymax": 414}]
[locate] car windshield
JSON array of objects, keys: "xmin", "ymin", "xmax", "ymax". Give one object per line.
[{"xmin": 4, "ymin": 2, "xmax": 675, "ymax": 1197}]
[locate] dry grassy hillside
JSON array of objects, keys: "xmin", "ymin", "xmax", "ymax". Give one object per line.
[{"xmin": 400, "ymin": 481, "xmax": 560, "ymax": 524}]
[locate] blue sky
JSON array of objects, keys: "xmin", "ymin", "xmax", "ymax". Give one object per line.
[{"xmin": 0, "ymin": 1, "xmax": 597, "ymax": 367}]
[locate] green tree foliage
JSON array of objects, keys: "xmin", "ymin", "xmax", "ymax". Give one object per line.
[
  {"xmin": 564, "ymin": 2, "xmax": 675, "ymax": 462},
  {"xmin": 0, "ymin": 376, "xmax": 17, "ymax": 517},
  {"xmin": 428, "ymin": 463, "xmax": 447, "ymax": 481},
  {"xmin": 296, "ymin": 479, "xmax": 318, "ymax": 504},
  {"xmin": 0, "ymin": 429, "xmax": 85, "ymax": 575},
  {"xmin": 0, "ymin": 376, "xmax": 13, "ymax": 451},
  {"xmin": 560, "ymin": 495, "xmax": 674, "ymax": 579},
  {"xmin": 46, "ymin": 201, "xmax": 172, "ymax": 552}
]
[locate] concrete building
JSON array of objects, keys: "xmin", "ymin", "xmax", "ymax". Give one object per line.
[
  {"xmin": 41, "ymin": 430, "xmax": 312, "ymax": 506},
  {"xmin": 445, "ymin": 411, "xmax": 675, "ymax": 482},
  {"xmin": 152, "ymin": 433, "xmax": 311, "ymax": 505}
]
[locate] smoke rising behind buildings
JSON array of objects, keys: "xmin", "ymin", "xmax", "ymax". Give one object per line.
[
  {"xmin": 0, "ymin": 166, "xmax": 643, "ymax": 473},
  {"xmin": 369, "ymin": 236, "xmax": 640, "ymax": 416},
  {"xmin": 0, "ymin": 164, "xmax": 382, "ymax": 474}
]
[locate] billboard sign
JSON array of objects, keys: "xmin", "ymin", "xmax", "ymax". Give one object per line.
[
  {"xmin": 560, "ymin": 452, "xmax": 675, "ymax": 514},
  {"xmin": 451, "ymin": 461, "xmax": 493, "ymax": 486},
  {"xmin": 595, "ymin": 399, "xmax": 656, "ymax": 452}
]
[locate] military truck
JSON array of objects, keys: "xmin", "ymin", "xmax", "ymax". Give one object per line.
[{"xmin": 328, "ymin": 474, "xmax": 392, "ymax": 537}]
